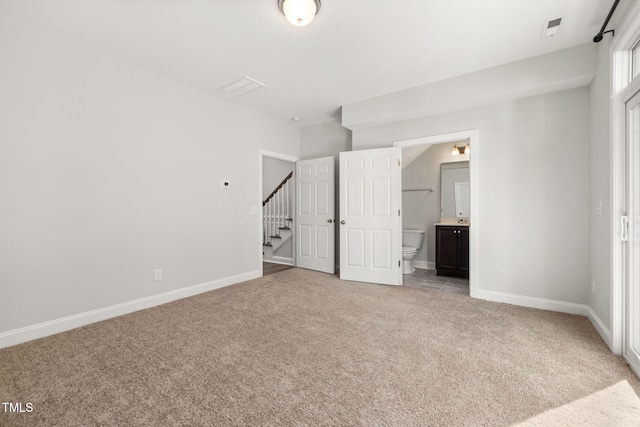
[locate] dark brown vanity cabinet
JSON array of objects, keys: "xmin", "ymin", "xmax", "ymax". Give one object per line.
[{"xmin": 435, "ymin": 225, "xmax": 469, "ymax": 278}]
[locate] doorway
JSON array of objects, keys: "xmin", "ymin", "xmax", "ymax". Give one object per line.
[
  {"xmin": 394, "ymin": 129, "xmax": 479, "ymax": 298},
  {"xmin": 258, "ymin": 150, "xmax": 298, "ymax": 276},
  {"xmin": 611, "ymin": 4, "xmax": 640, "ymax": 377},
  {"xmin": 623, "ymin": 87, "xmax": 640, "ymax": 375}
]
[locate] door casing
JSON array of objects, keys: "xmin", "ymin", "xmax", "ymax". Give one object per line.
[
  {"xmin": 394, "ymin": 129, "xmax": 479, "ymax": 298},
  {"xmin": 258, "ymin": 150, "xmax": 299, "ymax": 276}
]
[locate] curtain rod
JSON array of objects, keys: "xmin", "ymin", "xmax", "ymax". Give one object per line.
[{"xmin": 594, "ymin": 0, "xmax": 620, "ymax": 43}]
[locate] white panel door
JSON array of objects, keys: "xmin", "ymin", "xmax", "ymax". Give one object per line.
[
  {"xmin": 296, "ymin": 156, "xmax": 335, "ymax": 274},
  {"xmin": 339, "ymin": 147, "xmax": 402, "ymax": 286}
]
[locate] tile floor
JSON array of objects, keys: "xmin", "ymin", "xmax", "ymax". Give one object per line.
[
  {"xmin": 402, "ymin": 268, "xmax": 469, "ymax": 295},
  {"xmin": 263, "ymin": 263, "xmax": 469, "ymax": 296}
]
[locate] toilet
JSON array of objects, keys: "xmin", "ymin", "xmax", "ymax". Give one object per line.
[{"xmin": 402, "ymin": 229, "xmax": 425, "ymax": 274}]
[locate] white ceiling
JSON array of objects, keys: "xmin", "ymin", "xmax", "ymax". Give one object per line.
[{"xmin": 0, "ymin": 0, "xmax": 615, "ymax": 127}]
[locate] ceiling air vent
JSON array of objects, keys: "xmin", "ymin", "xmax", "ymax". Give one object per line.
[
  {"xmin": 218, "ymin": 76, "xmax": 266, "ymax": 97},
  {"xmin": 542, "ymin": 18, "xmax": 562, "ymax": 37}
]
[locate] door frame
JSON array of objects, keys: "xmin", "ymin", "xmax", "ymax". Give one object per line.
[
  {"xmin": 393, "ymin": 129, "xmax": 479, "ymax": 298},
  {"xmin": 258, "ymin": 149, "xmax": 299, "ymax": 277},
  {"xmin": 611, "ymin": 2, "xmax": 640, "ymax": 359}
]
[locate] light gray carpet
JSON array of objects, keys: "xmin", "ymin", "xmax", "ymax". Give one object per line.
[{"xmin": 1, "ymin": 268, "xmax": 639, "ymax": 426}]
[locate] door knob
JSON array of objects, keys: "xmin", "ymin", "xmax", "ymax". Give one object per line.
[
  {"xmin": 327, "ymin": 219, "xmax": 333, "ymax": 223},
  {"xmin": 340, "ymin": 220, "xmax": 346, "ymax": 224}
]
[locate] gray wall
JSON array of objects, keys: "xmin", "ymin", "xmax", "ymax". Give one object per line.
[
  {"xmin": 0, "ymin": 16, "xmax": 299, "ymax": 333},
  {"xmin": 300, "ymin": 121, "xmax": 352, "ymax": 160},
  {"xmin": 352, "ymin": 87, "xmax": 590, "ymax": 306}
]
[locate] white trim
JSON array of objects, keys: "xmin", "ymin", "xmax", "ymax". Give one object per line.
[
  {"xmin": 258, "ymin": 150, "xmax": 299, "ymax": 277},
  {"xmin": 611, "ymin": 1, "xmax": 640, "ymax": 357},
  {"xmin": 259, "ymin": 150, "xmax": 299, "ymax": 163},
  {"xmin": 270, "ymin": 256, "xmax": 294, "ymax": 265},
  {"xmin": 588, "ymin": 306, "xmax": 613, "ymax": 350},
  {"xmin": 476, "ymin": 289, "xmax": 589, "ymax": 314},
  {"xmin": 0, "ymin": 270, "xmax": 260, "ymax": 349},
  {"xmin": 412, "ymin": 261, "xmax": 436, "ymax": 270},
  {"xmin": 611, "ymin": 52, "xmax": 626, "ymax": 355},
  {"xmin": 394, "ymin": 129, "xmax": 480, "ymax": 298},
  {"xmin": 395, "ymin": 130, "xmax": 478, "ymax": 148},
  {"xmin": 478, "ymin": 290, "xmax": 612, "ymax": 348}
]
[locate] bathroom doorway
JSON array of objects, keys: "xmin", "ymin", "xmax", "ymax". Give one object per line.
[{"xmin": 393, "ymin": 130, "xmax": 479, "ymax": 298}]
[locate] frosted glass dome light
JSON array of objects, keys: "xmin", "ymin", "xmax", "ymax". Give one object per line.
[{"xmin": 278, "ymin": 0, "xmax": 321, "ymax": 26}]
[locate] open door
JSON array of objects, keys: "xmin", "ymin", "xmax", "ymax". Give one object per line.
[
  {"xmin": 295, "ymin": 156, "xmax": 335, "ymax": 274},
  {"xmin": 339, "ymin": 147, "xmax": 402, "ymax": 286}
]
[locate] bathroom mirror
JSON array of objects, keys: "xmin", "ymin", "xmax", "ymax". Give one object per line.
[{"xmin": 441, "ymin": 161, "xmax": 470, "ymax": 219}]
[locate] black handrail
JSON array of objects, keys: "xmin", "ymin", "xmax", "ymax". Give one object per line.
[
  {"xmin": 263, "ymin": 171, "xmax": 293, "ymax": 206},
  {"xmin": 594, "ymin": 0, "xmax": 620, "ymax": 43}
]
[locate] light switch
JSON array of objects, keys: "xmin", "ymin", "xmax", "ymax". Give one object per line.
[{"xmin": 250, "ymin": 206, "xmax": 258, "ymax": 215}]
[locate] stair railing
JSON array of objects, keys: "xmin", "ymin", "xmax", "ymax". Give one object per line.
[{"xmin": 263, "ymin": 172, "xmax": 293, "ymax": 247}]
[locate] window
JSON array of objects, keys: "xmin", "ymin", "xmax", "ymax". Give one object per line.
[{"xmin": 632, "ymin": 38, "xmax": 640, "ymax": 80}]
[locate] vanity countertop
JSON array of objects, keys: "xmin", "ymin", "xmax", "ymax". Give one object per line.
[{"xmin": 435, "ymin": 222, "xmax": 470, "ymax": 227}]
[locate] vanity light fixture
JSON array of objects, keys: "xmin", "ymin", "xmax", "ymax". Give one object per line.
[
  {"xmin": 278, "ymin": 0, "xmax": 321, "ymax": 26},
  {"xmin": 451, "ymin": 144, "xmax": 470, "ymax": 155}
]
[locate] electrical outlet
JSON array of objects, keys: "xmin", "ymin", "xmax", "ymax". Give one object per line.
[
  {"xmin": 592, "ymin": 281, "xmax": 596, "ymax": 295},
  {"xmin": 595, "ymin": 201, "xmax": 603, "ymax": 216},
  {"xmin": 220, "ymin": 180, "xmax": 230, "ymax": 189},
  {"xmin": 154, "ymin": 269, "xmax": 163, "ymax": 281}
]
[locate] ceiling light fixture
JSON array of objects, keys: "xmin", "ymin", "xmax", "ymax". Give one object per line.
[{"xmin": 278, "ymin": 0, "xmax": 321, "ymax": 26}]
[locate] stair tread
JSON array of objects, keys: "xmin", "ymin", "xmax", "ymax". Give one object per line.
[
  {"xmin": 263, "ymin": 243, "xmax": 273, "ymax": 247},
  {"xmin": 278, "ymin": 227, "xmax": 291, "ymax": 230},
  {"xmin": 269, "ymin": 235, "xmax": 281, "ymax": 238}
]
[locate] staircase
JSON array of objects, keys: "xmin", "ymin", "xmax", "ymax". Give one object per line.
[{"xmin": 263, "ymin": 172, "xmax": 293, "ymax": 264}]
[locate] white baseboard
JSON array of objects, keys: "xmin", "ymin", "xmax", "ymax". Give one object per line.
[
  {"xmin": 475, "ymin": 289, "xmax": 591, "ymax": 316},
  {"xmin": 586, "ymin": 306, "xmax": 613, "ymax": 351},
  {"xmin": 412, "ymin": 261, "xmax": 435, "ymax": 270},
  {"xmin": 0, "ymin": 270, "xmax": 261, "ymax": 349},
  {"xmin": 475, "ymin": 289, "xmax": 613, "ymax": 348},
  {"xmin": 271, "ymin": 256, "xmax": 294, "ymax": 265}
]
